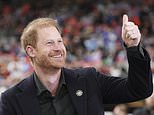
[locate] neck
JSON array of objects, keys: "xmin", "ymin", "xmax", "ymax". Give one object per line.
[{"xmin": 34, "ymin": 65, "xmax": 62, "ymax": 96}]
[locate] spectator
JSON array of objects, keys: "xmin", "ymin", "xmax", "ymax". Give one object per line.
[
  {"xmin": 113, "ymin": 104, "xmax": 128, "ymax": 115},
  {"xmin": 133, "ymin": 92, "xmax": 154, "ymax": 115}
]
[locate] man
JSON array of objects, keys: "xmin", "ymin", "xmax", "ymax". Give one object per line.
[{"xmin": 0, "ymin": 14, "xmax": 153, "ymax": 115}]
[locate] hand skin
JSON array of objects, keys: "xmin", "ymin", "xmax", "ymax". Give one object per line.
[{"xmin": 122, "ymin": 14, "xmax": 141, "ymax": 47}]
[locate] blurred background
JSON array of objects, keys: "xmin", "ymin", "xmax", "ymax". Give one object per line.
[{"xmin": 0, "ymin": 0, "xmax": 154, "ymax": 114}]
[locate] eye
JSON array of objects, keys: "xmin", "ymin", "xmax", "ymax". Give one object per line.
[
  {"xmin": 58, "ymin": 39, "xmax": 63, "ymax": 43},
  {"xmin": 47, "ymin": 41, "xmax": 54, "ymax": 45}
]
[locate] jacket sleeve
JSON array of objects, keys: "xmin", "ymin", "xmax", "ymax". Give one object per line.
[{"xmin": 95, "ymin": 46, "xmax": 153, "ymax": 104}]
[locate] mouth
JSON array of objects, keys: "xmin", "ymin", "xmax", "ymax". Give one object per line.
[{"xmin": 52, "ymin": 54, "xmax": 63, "ymax": 58}]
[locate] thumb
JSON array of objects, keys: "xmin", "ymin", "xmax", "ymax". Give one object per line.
[
  {"xmin": 122, "ymin": 14, "xmax": 128, "ymax": 26},
  {"xmin": 122, "ymin": 14, "xmax": 128, "ymax": 39}
]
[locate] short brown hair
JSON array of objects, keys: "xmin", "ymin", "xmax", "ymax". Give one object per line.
[{"xmin": 20, "ymin": 18, "xmax": 61, "ymax": 52}]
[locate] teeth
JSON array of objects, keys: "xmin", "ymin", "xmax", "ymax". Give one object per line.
[{"xmin": 52, "ymin": 54, "xmax": 62, "ymax": 58}]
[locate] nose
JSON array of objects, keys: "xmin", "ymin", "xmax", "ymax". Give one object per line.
[{"xmin": 53, "ymin": 42, "xmax": 62, "ymax": 51}]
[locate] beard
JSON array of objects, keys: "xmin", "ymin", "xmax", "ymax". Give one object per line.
[{"xmin": 34, "ymin": 53, "xmax": 66, "ymax": 69}]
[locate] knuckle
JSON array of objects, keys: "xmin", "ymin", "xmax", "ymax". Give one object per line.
[{"xmin": 127, "ymin": 22, "xmax": 135, "ymax": 25}]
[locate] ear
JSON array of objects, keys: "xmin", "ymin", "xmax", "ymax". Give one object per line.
[{"xmin": 26, "ymin": 45, "xmax": 36, "ymax": 58}]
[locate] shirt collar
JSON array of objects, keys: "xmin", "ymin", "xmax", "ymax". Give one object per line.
[{"xmin": 34, "ymin": 69, "xmax": 66, "ymax": 96}]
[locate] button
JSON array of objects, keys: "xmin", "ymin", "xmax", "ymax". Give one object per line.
[{"xmin": 76, "ymin": 90, "xmax": 83, "ymax": 96}]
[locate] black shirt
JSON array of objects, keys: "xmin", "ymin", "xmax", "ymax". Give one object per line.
[{"xmin": 34, "ymin": 71, "xmax": 77, "ymax": 115}]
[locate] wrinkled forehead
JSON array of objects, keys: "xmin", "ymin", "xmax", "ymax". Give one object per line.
[
  {"xmin": 36, "ymin": 26, "xmax": 62, "ymax": 42},
  {"xmin": 37, "ymin": 26, "xmax": 60, "ymax": 35}
]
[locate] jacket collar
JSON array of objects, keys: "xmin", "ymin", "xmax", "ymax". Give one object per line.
[
  {"xmin": 16, "ymin": 74, "xmax": 42, "ymax": 115},
  {"xmin": 16, "ymin": 68, "xmax": 87, "ymax": 115},
  {"xmin": 64, "ymin": 68, "xmax": 87, "ymax": 115}
]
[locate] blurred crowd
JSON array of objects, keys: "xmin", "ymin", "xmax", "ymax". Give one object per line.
[{"xmin": 0, "ymin": 0, "xmax": 154, "ymax": 113}]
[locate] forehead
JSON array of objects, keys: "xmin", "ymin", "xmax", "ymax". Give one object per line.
[{"xmin": 37, "ymin": 26, "xmax": 62, "ymax": 41}]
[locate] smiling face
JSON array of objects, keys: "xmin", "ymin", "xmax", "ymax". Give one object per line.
[{"xmin": 31, "ymin": 26, "xmax": 66, "ymax": 69}]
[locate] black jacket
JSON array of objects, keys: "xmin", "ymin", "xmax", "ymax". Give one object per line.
[{"xmin": 0, "ymin": 47, "xmax": 153, "ymax": 115}]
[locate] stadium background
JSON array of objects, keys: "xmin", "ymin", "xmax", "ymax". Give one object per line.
[{"xmin": 0, "ymin": 0, "xmax": 154, "ymax": 114}]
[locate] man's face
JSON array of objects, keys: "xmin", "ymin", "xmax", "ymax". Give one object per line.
[{"xmin": 33, "ymin": 26, "xmax": 66, "ymax": 69}]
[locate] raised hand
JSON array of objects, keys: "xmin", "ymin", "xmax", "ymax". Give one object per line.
[{"xmin": 121, "ymin": 14, "xmax": 141, "ymax": 47}]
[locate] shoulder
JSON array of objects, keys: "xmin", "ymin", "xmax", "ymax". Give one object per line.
[
  {"xmin": 72, "ymin": 67, "xmax": 96, "ymax": 73},
  {"xmin": 63, "ymin": 67, "xmax": 97, "ymax": 76},
  {"xmin": 1, "ymin": 76, "xmax": 32, "ymax": 99}
]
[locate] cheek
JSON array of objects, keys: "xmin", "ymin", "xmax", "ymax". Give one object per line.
[
  {"xmin": 63, "ymin": 47, "xmax": 67, "ymax": 57},
  {"xmin": 63, "ymin": 46, "xmax": 66, "ymax": 53},
  {"xmin": 62, "ymin": 44, "xmax": 66, "ymax": 51},
  {"xmin": 36, "ymin": 49, "xmax": 49, "ymax": 58}
]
